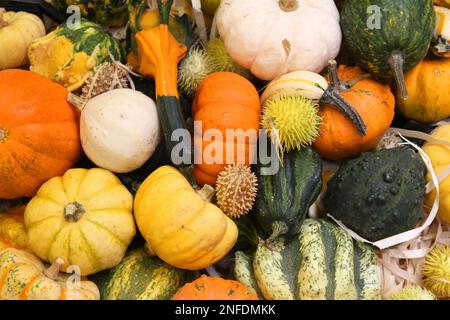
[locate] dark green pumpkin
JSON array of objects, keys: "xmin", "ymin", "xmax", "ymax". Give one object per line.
[
  {"xmin": 90, "ymin": 247, "xmax": 189, "ymax": 300},
  {"xmin": 235, "ymin": 219, "xmax": 381, "ymax": 300},
  {"xmin": 324, "ymin": 147, "xmax": 427, "ymax": 242},
  {"xmin": 255, "ymin": 146, "xmax": 323, "ymax": 240},
  {"xmin": 340, "ymin": 0, "xmax": 435, "ymax": 99},
  {"xmin": 54, "ymin": 0, "xmax": 129, "ymax": 27}
]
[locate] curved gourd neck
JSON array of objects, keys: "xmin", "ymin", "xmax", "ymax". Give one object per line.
[{"xmin": 279, "ymin": 0, "xmax": 298, "ymax": 12}]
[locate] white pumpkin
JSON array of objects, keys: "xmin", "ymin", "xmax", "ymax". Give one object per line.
[
  {"xmin": 216, "ymin": 0, "xmax": 342, "ymax": 81},
  {"xmin": 80, "ymin": 89, "xmax": 161, "ymax": 173}
]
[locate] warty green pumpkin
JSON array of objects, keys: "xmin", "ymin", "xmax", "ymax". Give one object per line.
[
  {"xmin": 234, "ymin": 219, "xmax": 381, "ymax": 300},
  {"xmin": 90, "ymin": 247, "xmax": 189, "ymax": 300},
  {"xmin": 324, "ymin": 147, "xmax": 427, "ymax": 242},
  {"xmin": 255, "ymin": 146, "xmax": 323, "ymax": 241},
  {"xmin": 341, "ymin": 0, "xmax": 436, "ymax": 100}
]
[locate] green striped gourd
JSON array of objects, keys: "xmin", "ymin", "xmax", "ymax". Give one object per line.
[
  {"xmin": 90, "ymin": 247, "xmax": 189, "ymax": 300},
  {"xmin": 255, "ymin": 147, "xmax": 323, "ymax": 240},
  {"xmin": 234, "ymin": 219, "xmax": 381, "ymax": 300},
  {"xmin": 341, "ymin": 0, "xmax": 436, "ymax": 100}
]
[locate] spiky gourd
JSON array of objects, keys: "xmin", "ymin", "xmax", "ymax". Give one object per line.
[
  {"xmin": 389, "ymin": 285, "xmax": 436, "ymax": 300},
  {"xmin": 422, "ymin": 245, "xmax": 450, "ymax": 297},
  {"xmin": 216, "ymin": 164, "xmax": 258, "ymax": 219},
  {"xmin": 178, "ymin": 47, "xmax": 211, "ymax": 97},
  {"xmin": 207, "ymin": 38, "xmax": 252, "ymax": 79},
  {"xmin": 262, "ymin": 95, "xmax": 321, "ymax": 155}
]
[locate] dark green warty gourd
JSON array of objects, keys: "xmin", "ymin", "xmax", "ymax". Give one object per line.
[{"xmin": 324, "ymin": 147, "xmax": 427, "ymax": 242}]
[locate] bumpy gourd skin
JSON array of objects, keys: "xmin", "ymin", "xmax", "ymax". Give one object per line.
[{"xmin": 325, "ymin": 147, "xmax": 427, "ymax": 242}]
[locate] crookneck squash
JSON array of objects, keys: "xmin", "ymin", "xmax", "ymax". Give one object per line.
[
  {"xmin": 172, "ymin": 275, "xmax": 258, "ymax": 300},
  {"xmin": 341, "ymin": 0, "xmax": 436, "ymax": 100},
  {"xmin": 396, "ymin": 57, "xmax": 450, "ymax": 123},
  {"xmin": 134, "ymin": 165, "xmax": 238, "ymax": 270},
  {"xmin": 24, "ymin": 168, "xmax": 136, "ymax": 276},
  {"xmin": 0, "ymin": 206, "xmax": 29, "ymax": 251},
  {"xmin": 53, "ymin": 0, "xmax": 129, "ymax": 27},
  {"xmin": 0, "ymin": 248, "xmax": 99, "ymax": 300},
  {"xmin": 255, "ymin": 146, "xmax": 323, "ymax": 241},
  {"xmin": 193, "ymin": 72, "xmax": 261, "ymax": 186},
  {"xmin": 423, "ymin": 124, "xmax": 450, "ymax": 224},
  {"xmin": 28, "ymin": 19, "xmax": 123, "ymax": 92},
  {"xmin": 314, "ymin": 63, "xmax": 395, "ymax": 161},
  {"xmin": 0, "ymin": 69, "xmax": 81, "ymax": 199},
  {"xmin": 325, "ymin": 147, "xmax": 427, "ymax": 242},
  {"xmin": 0, "ymin": 10, "xmax": 45, "ymax": 70},
  {"xmin": 234, "ymin": 219, "xmax": 381, "ymax": 300},
  {"xmin": 91, "ymin": 247, "xmax": 189, "ymax": 300},
  {"xmin": 128, "ymin": 0, "xmax": 195, "ymax": 184}
]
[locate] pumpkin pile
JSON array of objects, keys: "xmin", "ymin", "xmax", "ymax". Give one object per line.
[{"xmin": 0, "ymin": 0, "xmax": 448, "ymax": 301}]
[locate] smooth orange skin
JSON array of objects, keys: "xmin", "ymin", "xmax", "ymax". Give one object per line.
[
  {"xmin": 314, "ymin": 65, "xmax": 395, "ymax": 161},
  {"xmin": 192, "ymin": 72, "xmax": 261, "ymax": 186},
  {"xmin": 397, "ymin": 58, "xmax": 450, "ymax": 123},
  {"xmin": 0, "ymin": 69, "xmax": 81, "ymax": 199},
  {"xmin": 172, "ymin": 275, "xmax": 259, "ymax": 300}
]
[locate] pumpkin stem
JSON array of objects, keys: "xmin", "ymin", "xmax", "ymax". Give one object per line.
[
  {"xmin": 279, "ymin": 0, "xmax": 298, "ymax": 12},
  {"xmin": 0, "ymin": 128, "xmax": 7, "ymax": 142},
  {"xmin": 322, "ymin": 60, "xmax": 368, "ymax": 137},
  {"xmin": 388, "ymin": 52, "xmax": 408, "ymax": 100},
  {"xmin": 67, "ymin": 93, "xmax": 88, "ymax": 111},
  {"xmin": 196, "ymin": 184, "xmax": 216, "ymax": 202},
  {"xmin": 44, "ymin": 258, "xmax": 65, "ymax": 280},
  {"xmin": 0, "ymin": 9, "xmax": 7, "ymax": 28},
  {"xmin": 264, "ymin": 221, "xmax": 288, "ymax": 244},
  {"xmin": 64, "ymin": 202, "xmax": 86, "ymax": 222}
]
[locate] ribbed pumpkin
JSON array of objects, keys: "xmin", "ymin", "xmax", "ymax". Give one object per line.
[
  {"xmin": 0, "ymin": 248, "xmax": 99, "ymax": 300},
  {"xmin": 172, "ymin": 275, "xmax": 258, "ymax": 300},
  {"xmin": 423, "ymin": 124, "xmax": 450, "ymax": 224},
  {"xmin": 341, "ymin": 0, "xmax": 436, "ymax": 100},
  {"xmin": 192, "ymin": 72, "xmax": 261, "ymax": 186},
  {"xmin": 91, "ymin": 247, "xmax": 189, "ymax": 300},
  {"xmin": 24, "ymin": 168, "xmax": 136, "ymax": 276},
  {"xmin": 235, "ymin": 219, "xmax": 381, "ymax": 300},
  {"xmin": 0, "ymin": 10, "xmax": 45, "ymax": 70},
  {"xmin": 0, "ymin": 69, "xmax": 81, "ymax": 200},
  {"xmin": 314, "ymin": 64, "xmax": 395, "ymax": 161},
  {"xmin": 396, "ymin": 58, "xmax": 450, "ymax": 123},
  {"xmin": 0, "ymin": 206, "xmax": 29, "ymax": 251},
  {"xmin": 255, "ymin": 146, "xmax": 323, "ymax": 240},
  {"xmin": 134, "ymin": 166, "xmax": 238, "ymax": 270},
  {"xmin": 28, "ymin": 19, "xmax": 123, "ymax": 91}
]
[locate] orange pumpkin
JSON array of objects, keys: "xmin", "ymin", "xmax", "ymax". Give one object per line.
[
  {"xmin": 0, "ymin": 69, "xmax": 81, "ymax": 199},
  {"xmin": 192, "ymin": 72, "xmax": 261, "ymax": 186},
  {"xmin": 172, "ymin": 275, "xmax": 259, "ymax": 300},
  {"xmin": 314, "ymin": 65, "xmax": 395, "ymax": 161}
]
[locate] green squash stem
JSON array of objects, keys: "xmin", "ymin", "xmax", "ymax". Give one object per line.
[
  {"xmin": 265, "ymin": 221, "xmax": 288, "ymax": 244},
  {"xmin": 321, "ymin": 60, "xmax": 367, "ymax": 136},
  {"xmin": 388, "ymin": 51, "xmax": 408, "ymax": 100}
]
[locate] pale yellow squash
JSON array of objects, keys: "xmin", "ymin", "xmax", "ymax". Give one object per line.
[
  {"xmin": 0, "ymin": 10, "xmax": 45, "ymax": 70},
  {"xmin": 134, "ymin": 166, "xmax": 238, "ymax": 270},
  {"xmin": 24, "ymin": 168, "xmax": 136, "ymax": 276},
  {"xmin": 423, "ymin": 124, "xmax": 450, "ymax": 224},
  {"xmin": 0, "ymin": 206, "xmax": 29, "ymax": 251}
]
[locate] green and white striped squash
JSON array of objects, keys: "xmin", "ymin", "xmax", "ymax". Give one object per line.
[
  {"xmin": 28, "ymin": 19, "xmax": 123, "ymax": 91},
  {"xmin": 90, "ymin": 247, "xmax": 189, "ymax": 300},
  {"xmin": 234, "ymin": 219, "xmax": 381, "ymax": 300}
]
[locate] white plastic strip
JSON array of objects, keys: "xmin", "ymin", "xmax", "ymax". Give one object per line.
[{"xmin": 191, "ymin": 0, "xmax": 209, "ymax": 47}]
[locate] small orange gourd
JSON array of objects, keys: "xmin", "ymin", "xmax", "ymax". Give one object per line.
[
  {"xmin": 172, "ymin": 275, "xmax": 259, "ymax": 300},
  {"xmin": 314, "ymin": 64, "xmax": 395, "ymax": 161},
  {"xmin": 192, "ymin": 72, "xmax": 261, "ymax": 186}
]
